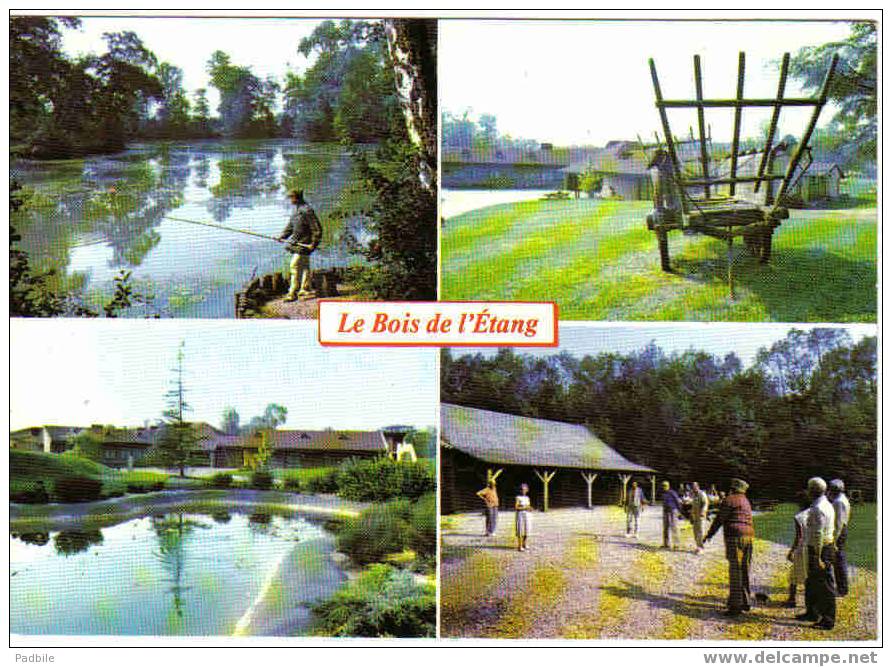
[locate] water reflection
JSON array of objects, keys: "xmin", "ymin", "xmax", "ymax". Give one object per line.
[
  {"xmin": 54, "ymin": 529, "xmax": 104, "ymax": 556},
  {"xmin": 151, "ymin": 513, "xmax": 210, "ymax": 628},
  {"xmin": 11, "ymin": 140, "xmax": 369, "ymax": 317}
]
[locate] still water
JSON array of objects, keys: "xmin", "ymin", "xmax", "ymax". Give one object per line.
[
  {"xmin": 10, "ymin": 511, "xmax": 345, "ymax": 636},
  {"xmin": 11, "ymin": 140, "xmax": 370, "ymax": 317}
]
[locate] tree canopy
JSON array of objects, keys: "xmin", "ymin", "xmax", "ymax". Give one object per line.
[{"xmin": 442, "ymin": 329, "xmax": 877, "ymax": 499}]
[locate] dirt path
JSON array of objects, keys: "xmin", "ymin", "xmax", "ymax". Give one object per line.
[{"xmin": 440, "ymin": 507, "xmax": 877, "ymax": 640}]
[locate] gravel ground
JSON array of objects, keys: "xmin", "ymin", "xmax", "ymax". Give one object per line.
[{"xmin": 441, "ymin": 506, "xmax": 876, "ymax": 641}]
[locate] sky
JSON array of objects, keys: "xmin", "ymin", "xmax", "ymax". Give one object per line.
[
  {"xmin": 440, "ymin": 19, "xmax": 854, "ymax": 145},
  {"xmin": 10, "ymin": 320, "xmax": 438, "ymax": 431},
  {"xmin": 60, "ymin": 17, "xmax": 329, "ymax": 110},
  {"xmin": 458, "ymin": 323, "xmax": 877, "ymax": 367}
]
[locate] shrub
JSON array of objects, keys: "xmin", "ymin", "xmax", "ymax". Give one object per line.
[
  {"xmin": 337, "ymin": 499, "xmax": 413, "ymax": 566},
  {"xmin": 123, "ymin": 472, "xmax": 166, "ymax": 493},
  {"xmin": 10, "ymin": 480, "xmax": 49, "ymax": 504},
  {"xmin": 209, "ymin": 472, "xmax": 233, "ymax": 489},
  {"xmin": 408, "ymin": 492, "xmax": 436, "ymax": 559},
  {"xmin": 251, "ymin": 470, "xmax": 273, "ymax": 490},
  {"xmin": 304, "ymin": 468, "xmax": 339, "ymax": 494},
  {"xmin": 53, "ymin": 475, "xmax": 103, "ymax": 503},
  {"xmin": 282, "ymin": 474, "xmax": 302, "ymax": 492},
  {"xmin": 311, "ymin": 563, "xmax": 435, "ymax": 637},
  {"xmin": 335, "ymin": 457, "xmax": 435, "ymax": 501}
]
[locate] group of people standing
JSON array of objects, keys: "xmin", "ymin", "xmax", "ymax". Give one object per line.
[
  {"xmin": 476, "ymin": 474, "xmax": 852, "ymax": 631},
  {"xmin": 476, "ymin": 479, "xmax": 532, "ymax": 552}
]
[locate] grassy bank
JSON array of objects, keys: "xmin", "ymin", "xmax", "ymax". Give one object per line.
[{"xmin": 441, "ymin": 197, "xmax": 876, "ymax": 322}]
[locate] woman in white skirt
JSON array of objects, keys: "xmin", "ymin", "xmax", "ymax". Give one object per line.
[{"xmin": 515, "ymin": 483, "xmax": 532, "ymax": 551}]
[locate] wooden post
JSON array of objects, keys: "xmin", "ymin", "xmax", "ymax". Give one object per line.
[
  {"xmin": 755, "ymin": 53, "xmax": 790, "ymax": 197},
  {"xmin": 650, "ymin": 475, "xmax": 657, "ymax": 504},
  {"xmin": 649, "ymin": 58, "xmax": 684, "ymax": 199},
  {"xmin": 534, "ymin": 469, "xmax": 556, "ymax": 512},
  {"xmin": 619, "ymin": 473, "xmax": 632, "ymax": 505},
  {"xmin": 728, "ymin": 52, "xmax": 746, "ymax": 196},
  {"xmin": 580, "ymin": 471, "xmax": 598, "ymax": 509},
  {"xmin": 693, "ymin": 55, "xmax": 711, "ymax": 199}
]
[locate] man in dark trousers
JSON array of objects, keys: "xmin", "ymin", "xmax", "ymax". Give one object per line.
[
  {"xmin": 798, "ymin": 477, "xmax": 837, "ymax": 630},
  {"xmin": 476, "ymin": 480, "xmax": 500, "ymax": 537},
  {"xmin": 661, "ymin": 480, "xmax": 683, "ymax": 550},
  {"xmin": 278, "ymin": 189, "xmax": 322, "ymax": 301},
  {"xmin": 705, "ymin": 478, "xmax": 754, "ymax": 616},
  {"xmin": 828, "ymin": 478, "xmax": 851, "ymax": 597}
]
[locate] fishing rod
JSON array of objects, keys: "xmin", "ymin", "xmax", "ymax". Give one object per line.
[{"xmin": 164, "ymin": 214, "xmax": 284, "ymax": 243}]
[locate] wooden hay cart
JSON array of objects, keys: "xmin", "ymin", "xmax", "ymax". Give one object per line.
[{"xmin": 645, "ymin": 52, "xmax": 839, "ymax": 294}]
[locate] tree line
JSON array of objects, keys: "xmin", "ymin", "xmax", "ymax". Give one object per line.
[
  {"xmin": 10, "ymin": 17, "xmax": 401, "ymax": 159},
  {"xmin": 441, "ymin": 329, "xmax": 877, "ymax": 499}
]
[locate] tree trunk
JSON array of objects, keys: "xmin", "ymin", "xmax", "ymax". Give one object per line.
[{"xmin": 384, "ymin": 19, "xmax": 437, "ymax": 192}]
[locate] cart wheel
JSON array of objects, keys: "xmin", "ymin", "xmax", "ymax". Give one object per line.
[
  {"xmin": 760, "ymin": 229, "xmax": 773, "ymax": 264},
  {"xmin": 657, "ymin": 229, "xmax": 671, "ymax": 272}
]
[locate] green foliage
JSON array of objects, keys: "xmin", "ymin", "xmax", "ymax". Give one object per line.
[
  {"xmin": 120, "ymin": 471, "xmax": 166, "ymax": 493},
  {"xmin": 54, "ymin": 475, "xmax": 104, "ymax": 503},
  {"xmin": 443, "ymin": 329, "xmax": 877, "ymax": 499},
  {"xmin": 335, "ymin": 457, "xmax": 435, "ymax": 501},
  {"xmin": 10, "ymin": 480, "xmax": 50, "ymax": 504},
  {"xmin": 158, "ymin": 342, "xmax": 202, "ymax": 476},
  {"xmin": 209, "ymin": 472, "xmax": 234, "ymax": 489},
  {"xmin": 789, "ymin": 22, "xmax": 876, "ymax": 160},
  {"xmin": 348, "ymin": 140, "xmax": 437, "ymax": 300},
  {"xmin": 311, "ymin": 563, "xmax": 435, "ymax": 637},
  {"xmin": 579, "ymin": 169, "xmax": 603, "ymax": 197},
  {"xmin": 303, "ymin": 467, "xmax": 340, "ymax": 494},
  {"xmin": 250, "ymin": 470, "xmax": 274, "ymax": 490},
  {"xmin": 335, "ymin": 493, "xmax": 435, "ymax": 566}
]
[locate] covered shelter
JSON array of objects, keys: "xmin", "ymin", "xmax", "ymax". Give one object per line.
[{"xmin": 440, "ymin": 403, "xmax": 655, "ymax": 514}]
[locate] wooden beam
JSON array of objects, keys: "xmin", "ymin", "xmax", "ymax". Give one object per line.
[
  {"xmin": 728, "ymin": 52, "xmax": 746, "ymax": 196},
  {"xmin": 658, "ymin": 97, "xmax": 819, "ymax": 108},
  {"xmin": 693, "ymin": 55, "xmax": 711, "ymax": 197},
  {"xmin": 755, "ymin": 53, "xmax": 790, "ymax": 197},
  {"xmin": 650, "ymin": 475, "xmax": 657, "ymax": 504},
  {"xmin": 649, "ymin": 58, "xmax": 684, "ymax": 203},
  {"xmin": 581, "ymin": 471, "xmax": 598, "ymax": 509},
  {"xmin": 534, "ymin": 469, "xmax": 556, "ymax": 512},
  {"xmin": 774, "ymin": 54, "xmax": 839, "ymax": 209},
  {"xmin": 682, "ymin": 174, "xmax": 784, "ymax": 187},
  {"xmin": 618, "ymin": 473, "xmax": 632, "ymax": 505}
]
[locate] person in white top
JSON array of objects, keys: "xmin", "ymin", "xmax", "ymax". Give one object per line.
[
  {"xmin": 828, "ymin": 479, "xmax": 851, "ymax": 597},
  {"xmin": 797, "ymin": 477, "xmax": 837, "ymax": 630},
  {"xmin": 514, "ymin": 483, "xmax": 532, "ymax": 552},
  {"xmin": 784, "ymin": 495, "xmax": 811, "ymax": 609}
]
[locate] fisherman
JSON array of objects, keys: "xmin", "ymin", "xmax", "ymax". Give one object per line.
[
  {"xmin": 828, "ymin": 479, "xmax": 851, "ymax": 597},
  {"xmin": 798, "ymin": 477, "xmax": 837, "ymax": 630},
  {"xmin": 277, "ymin": 189, "xmax": 322, "ymax": 302},
  {"xmin": 691, "ymin": 481, "xmax": 710, "ymax": 554},
  {"xmin": 704, "ymin": 478, "xmax": 754, "ymax": 617},
  {"xmin": 661, "ymin": 480, "xmax": 683, "ymax": 550}
]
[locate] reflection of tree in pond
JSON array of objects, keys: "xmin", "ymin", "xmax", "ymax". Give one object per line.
[
  {"xmin": 151, "ymin": 513, "xmax": 209, "ymax": 629},
  {"xmin": 192, "ymin": 155, "xmax": 210, "ymax": 189},
  {"xmin": 281, "ymin": 149, "xmax": 335, "ymax": 195},
  {"xmin": 248, "ymin": 512, "xmax": 272, "ymax": 532},
  {"xmin": 208, "ymin": 148, "xmax": 280, "ymax": 223},
  {"xmin": 12, "ymin": 531, "xmax": 51, "ymax": 547},
  {"xmin": 54, "ymin": 529, "xmax": 104, "ymax": 556},
  {"xmin": 211, "ymin": 510, "xmax": 231, "ymax": 524},
  {"xmin": 84, "ymin": 151, "xmax": 191, "ymax": 268}
]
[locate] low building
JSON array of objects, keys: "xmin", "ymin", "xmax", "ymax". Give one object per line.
[
  {"xmin": 10, "ymin": 422, "xmax": 413, "ymax": 469},
  {"xmin": 440, "ymin": 403, "xmax": 655, "ymax": 514}
]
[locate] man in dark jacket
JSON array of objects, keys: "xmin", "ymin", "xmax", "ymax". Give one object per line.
[
  {"xmin": 705, "ymin": 478, "xmax": 755, "ymax": 616},
  {"xmin": 661, "ymin": 480, "xmax": 683, "ymax": 550},
  {"xmin": 278, "ymin": 189, "xmax": 322, "ymax": 301}
]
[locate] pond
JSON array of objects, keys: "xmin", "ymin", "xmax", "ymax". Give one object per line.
[
  {"xmin": 10, "ymin": 510, "xmax": 345, "ymax": 636},
  {"xmin": 11, "ymin": 140, "xmax": 372, "ymax": 318}
]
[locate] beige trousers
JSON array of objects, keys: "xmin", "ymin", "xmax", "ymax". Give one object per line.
[{"xmin": 288, "ymin": 253, "xmax": 312, "ymax": 297}]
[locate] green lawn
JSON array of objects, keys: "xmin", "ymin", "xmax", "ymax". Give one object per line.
[
  {"xmin": 441, "ymin": 198, "xmax": 876, "ymax": 322},
  {"xmin": 755, "ymin": 502, "xmax": 877, "ymax": 571}
]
